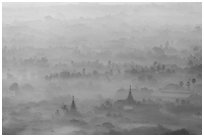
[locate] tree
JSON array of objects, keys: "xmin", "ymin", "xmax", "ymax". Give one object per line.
[
  {"xmin": 108, "ymin": 60, "xmax": 111, "ymax": 66},
  {"xmin": 93, "ymin": 70, "xmax": 98, "ymax": 76},
  {"xmin": 187, "ymin": 59, "xmax": 194, "ymax": 67},
  {"xmin": 9, "ymin": 82, "xmax": 19, "ymax": 91},
  {"xmin": 61, "ymin": 104, "xmax": 69, "ymax": 114},
  {"xmin": 162, "ymin": 64, "xmax": 165, "ymax": 71},
  {"xmin": 105, "ymin": 100, "xmax": 112, "ymax": 108},
  {"xmin": 191, "ymin": 78, "xmax": 196, "ymax": 92},
  {"xmin": 153, "ymin": 61, "xmax": 158, "ymax": 66},
  {"xmin": 181, "ymin": 99, "xmax": 186, "ymax": 105},
  {"xmin": 179, "ymin": 81, "xmax": 184, "ymax": 87},
  {"xmin": 192, "ymin": 78, "xmax": 196, "ymax": 85},
  {"xmin": 165, "ymin": 41, "xmax": 169, "ymax": 47},
  {"xmin": 110, "ymin": 69, "xmax": 113, "ymax": 75},
  {"xmin": 186, "ymin": 81, "xmax": 190, "ymax": 90},
  {"xmin": 71, "ymin": 60, "xmax": 74, "ymax": 65},
  {"xmin": 82, "ymin": 68, "xmax": 86, "ymax": 75},
  {"xmin": 142, "ymin": 98, "xmax": 146, "ymax": 103},
  {"xmin": 157, "ymin": 64, "xmax": 161, "ymax": 72},
  {"xmin": 176, "ymin": 98, "xmax": 180, "ymax": 104}
]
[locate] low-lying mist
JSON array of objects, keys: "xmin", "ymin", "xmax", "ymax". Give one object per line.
[{"xmin": 2, "ymin": 2, "xmax": 202, "ymax": 135}]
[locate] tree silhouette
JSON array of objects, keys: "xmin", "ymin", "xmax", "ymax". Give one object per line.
[
  {"xmin": 9, "ymin": 82, "xmax": 19, "ymax": 91},
  {"xmin": 186, "ymin": 81, "xmax": 190, "ymax": 90},
  {"xmin": 179, "ymin": 81, "xmax": 184, "ymax": 87},
  {"xmin": 192, "ymin": 78, "xmax": 196, "ymax": 85},
  {"xmin": 82, "ymin": 68, "xmax": 86, "ymax": 75}
]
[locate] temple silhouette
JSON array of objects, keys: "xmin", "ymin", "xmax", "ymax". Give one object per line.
[
  {"xmin": 126, "ymin": 85, "xmax": 135, "ymax": 104},
  {"xmin": 112, "ymin": 85, "xmax": 137, "ymax": 109},
  {"xmin": 57, "ymin": 95, "xmax": 81, "ymax": 117},
  {"xmin": 70, "ymin": 96, "xmax": 78, "ymax": 113}
]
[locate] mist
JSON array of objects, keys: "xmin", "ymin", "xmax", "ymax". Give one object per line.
[{"xmin": 2, "ymin": 2, "xmax": 202, "ymax": 135}]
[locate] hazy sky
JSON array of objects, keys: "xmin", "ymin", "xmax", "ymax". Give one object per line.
[
  {"xmin": 3, "ymin": 2, "xmax": 202, "ymax": 50},
  {"xmin": 3, "ymin": 2, "xmax": 201, "ymax": 24}
]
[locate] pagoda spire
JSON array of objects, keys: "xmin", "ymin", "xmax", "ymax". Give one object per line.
[
  {"xmin": 127, "ymin": 85, "xmax": 135, "ymax": 103},
  {"xmin": 71, "ymin": 96, "xmax": 77, "ymax": 112}
]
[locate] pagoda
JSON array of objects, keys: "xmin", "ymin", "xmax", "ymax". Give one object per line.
[{"xmin": 126, "ymin": 85, "xmax": 135, "ymax": 104}]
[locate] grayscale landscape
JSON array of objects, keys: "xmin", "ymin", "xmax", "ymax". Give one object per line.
[{"xmin": 2, "ymin": 2, "xmax": 202, "ymax": 135}]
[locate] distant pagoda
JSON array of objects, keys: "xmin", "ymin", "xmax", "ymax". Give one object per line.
[
  {"xmin": 57, "ymin": 95, "xmax": 82, "ymax": 117},
  {"xmin": 70, "ymin": 96, "xmax": 77, "ymax": 112},
  {"xmin": 126, "ymin": 85, "xmax": 135, "ymax": 104}
]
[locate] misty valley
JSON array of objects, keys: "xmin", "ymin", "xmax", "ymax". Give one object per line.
[{"xmin": 2, "ymin": 2, "xmax": 202, "ymax": 135}]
